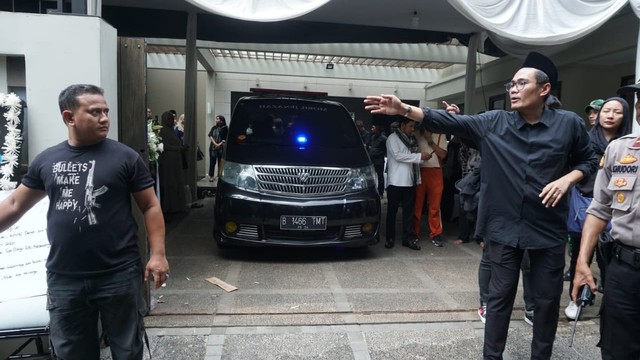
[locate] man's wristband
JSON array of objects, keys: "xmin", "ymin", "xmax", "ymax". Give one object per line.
[{"xmin": 403, "ymin": 105, "xmax": 412, "ymax": 117}]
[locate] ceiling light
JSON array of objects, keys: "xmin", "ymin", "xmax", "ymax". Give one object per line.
[
  {"xmin": 326, "ymin": 63, "xmax": 334, "ymax": 70},
  {"xmin": 411, "ymin": 11, "xmax": 420, "ymax": 29}
]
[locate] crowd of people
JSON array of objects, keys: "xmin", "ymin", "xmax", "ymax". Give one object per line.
[
  {"xmin": 362, "ymin": 117, "xmax": 449, "ymax": 249},
  {"xmin": 365, "ymin": 51, "xmax": 640, "ymax": 359},
  {"xmin": 0, "ymin": 48, "xmax": 637, "ymax": 359}
]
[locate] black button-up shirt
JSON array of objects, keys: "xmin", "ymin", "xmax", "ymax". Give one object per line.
[{"xmin": 421, "ymin": 107, "xmax": 598, "ymax": 249}]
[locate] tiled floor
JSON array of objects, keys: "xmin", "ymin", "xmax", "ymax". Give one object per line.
[{"xmin": 119, "ymin": 195, "xmax": 605, "ymax": 359}]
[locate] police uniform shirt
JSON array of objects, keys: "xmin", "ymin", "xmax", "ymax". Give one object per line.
[
  {"xmin": 420, "ymin": 107, "xmax": 598, "ymax": 249},
  {"xmin": 587, "ymin": 134, "xmax": 640, "ymax": 247}
]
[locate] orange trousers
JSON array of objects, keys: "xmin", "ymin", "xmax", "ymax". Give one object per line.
[{"xmin": 413, "ymin": 167, "xmax": 443, "ymax": 238}]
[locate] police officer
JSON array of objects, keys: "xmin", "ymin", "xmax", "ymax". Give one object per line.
[{"xmin": 572, "ymin": 79, "xmax": 640, "ymax": 359}]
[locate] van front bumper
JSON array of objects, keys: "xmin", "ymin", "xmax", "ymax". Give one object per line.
[{"xmin": 213, "ymin": 182, "xmax": 380, "ymax": 247}]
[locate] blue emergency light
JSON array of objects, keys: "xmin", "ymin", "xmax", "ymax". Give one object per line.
[{"xmin": 295, "ymin": 134, "xmax": 308, "ymax": 145}]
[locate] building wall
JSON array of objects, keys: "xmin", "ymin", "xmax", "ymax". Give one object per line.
[
  {"xmin": 146, "ymin": 65, "xmax": 426, "ymax": 176},
  {"xmin": 0, "ymin": 12, "xmax": 117, "ymax": 161},
  {"xmin": 146, "ymin": 54, "xmax": 636, "ymax": 176},
  {"xmin": 144, "ymin": 9, "xmax": 639, "ymax": 177}
]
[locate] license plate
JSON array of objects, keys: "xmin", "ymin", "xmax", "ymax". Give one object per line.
[{"xmin": 280, "ymin": 215, "xmax": 327, "ymax": 230}]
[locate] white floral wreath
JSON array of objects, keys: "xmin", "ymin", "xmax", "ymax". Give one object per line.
[
  {"xmin": 0, "ymin": 93, "xmax": 22, "ymax": 191},
  {"xmin": 147, "ymin": 118, "xmax": 163, "ymax": 165}
]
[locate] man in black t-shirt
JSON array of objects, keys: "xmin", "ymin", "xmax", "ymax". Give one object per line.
[{"xmin": 0, "ymin": 84, "xmax": 169, "ymax": 360}]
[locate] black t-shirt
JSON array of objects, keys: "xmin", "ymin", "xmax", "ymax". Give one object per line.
[{"xmin": 21, "ymin": 139, "xmax": 154, "ymax": 277}]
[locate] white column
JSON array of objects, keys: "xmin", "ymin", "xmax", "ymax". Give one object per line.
[
  {"xmin": 87, "ymin": 0, "xmax": 101, "ymax": 16},
  {"xmin": 464, "ymin": 33, "xmax": 480, "ymax": 114},
  {"xmin": 0, "ymin": 56, "xmax": 7, "ymax": 93}
]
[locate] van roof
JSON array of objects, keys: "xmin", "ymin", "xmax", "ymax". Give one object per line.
[{"xmin": 249, "ymin": 88, "xmax": 328, "ymax": 98}]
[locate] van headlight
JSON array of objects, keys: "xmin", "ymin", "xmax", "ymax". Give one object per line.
[
  {"xmin": 220, "ymin": 161, "xmax": 259, "ymax": 191},
  {"xmin": 346, "ymin": 165, "xmax": 376, "ymax": 191}
]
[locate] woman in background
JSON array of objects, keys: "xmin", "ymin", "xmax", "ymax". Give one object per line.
[
  {"xmin": 174, "ymin": 113, "xmax": 185, "ymax": 144},
  {"xmin": 208, "ymin": 115, "xmax": 227, "ymax": 181},
  {"xmin": 564, "ymin": 96, "xmax": 632, "ymax": 319}
]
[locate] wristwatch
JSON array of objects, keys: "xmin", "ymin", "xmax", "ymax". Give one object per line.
[{"xmin": 403, "ymin": 105, "xmax": 412, "ymax": 117}]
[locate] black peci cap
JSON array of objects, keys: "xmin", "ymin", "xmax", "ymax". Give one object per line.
[
  {"xmin": 521, "ymin": 51, "xmax": 558, "ymax": 90},
  {"xmin": 617, "ymin": 79, "xmax": 640, "ymax": 96}
]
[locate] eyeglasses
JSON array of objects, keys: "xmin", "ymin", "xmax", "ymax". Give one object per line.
[{"xmin": 504, "ymin": 79, "xmax": 531, "ymax": 93}]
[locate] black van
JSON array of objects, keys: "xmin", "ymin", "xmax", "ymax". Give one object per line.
[{"xmin": 213, "ymin": 89, "xmax": 381, "ymax": 247}]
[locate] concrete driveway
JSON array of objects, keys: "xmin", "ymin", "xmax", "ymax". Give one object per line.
[{"xmin": 109, "ymin": 195, "xmax": 602, "ymax": 360}]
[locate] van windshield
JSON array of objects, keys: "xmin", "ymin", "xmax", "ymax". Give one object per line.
[{"xmin": 228, "ymin": 98, "xmax": 362, "ymax": 148}]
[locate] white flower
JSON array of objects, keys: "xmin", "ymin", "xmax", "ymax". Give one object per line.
[
  {"xmin": 0, "ymin": 177, "xmax": 16, "ymax": 190},
  {"xmin": 0, "ymin": 163, "xmax": 11, "ymax": 176},
  {"xmin": 147, "ymin": 119, "xmax": 163, "ymax": 164},
  {"xmin": 1, "ymin": 93, "xmax": 22, "ymax": 190},
  {"xmin": 3, "ymin": 93, "xmax": 21, "ymax": 111},
  {"xmin": 1, "ymin": 152, "xmax": 17, "ymax": 164}
]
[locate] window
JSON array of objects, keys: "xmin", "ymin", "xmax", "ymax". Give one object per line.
[{"xmin": 489, "ymin": 94, "xmax": 506, "ymax": 110}]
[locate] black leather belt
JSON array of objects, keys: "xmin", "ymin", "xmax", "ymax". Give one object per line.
[{"xmin": 614, "ymin": 242, "xmax": 640, "ymax": 269}]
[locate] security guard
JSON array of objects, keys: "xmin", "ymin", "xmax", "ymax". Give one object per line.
[{"xmin": 573, "ymin": 80, "xmax": 640, "ymax": 359}]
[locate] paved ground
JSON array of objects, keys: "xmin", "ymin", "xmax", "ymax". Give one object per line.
[{"xmin": 93, "ymin": 187, "xmax": 603, "ymax": 360}]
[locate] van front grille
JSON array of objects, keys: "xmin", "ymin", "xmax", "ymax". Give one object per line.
[
  {"xmin": 343, "ymin": 225, "xmax": 363, "ymax": 239},
  {"xmin": 254, "ymin": 166, "xmax": 349, "ymax": 196},
  {"xmin": 263, "ymin": 225, "xmax": 340, "ymax": 241}
]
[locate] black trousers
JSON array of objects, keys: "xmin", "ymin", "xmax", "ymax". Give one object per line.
[
  {"xmin": 599, "ymin": 258, "xmax": 640, "ymax": 359},
  {"xmin": 478, "ymin": 241, "xmax": 534, "ymax": 311},
  {"xmin": 568, "ymin": 231, "xmax": 607, "ymax": 295},
  {"xmin": 483, "ymin": 241, "xmax": 564, "ymax": 360},
  {"xmin": 208, "ymin": 150, "xmax": 222, "ymax": 177},
  {"xmin": 385, "ymin": 185, "xmax": 416, "ymax": 242}
]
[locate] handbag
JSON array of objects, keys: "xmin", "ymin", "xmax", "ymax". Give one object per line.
[
  {"xmin": 567, "ymin": 186, "xmax": 611, "ymax": 233},
  {"xmin": 196, "ymin": 145, "xmax": 205, "ymax": 161}
]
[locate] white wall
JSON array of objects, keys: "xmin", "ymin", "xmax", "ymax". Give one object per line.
[
  {"xmin": 0, "ymin": 12, "xmax": 117, "ymax": 161},
  {"xmin": 0, "ymin": 57, "xmax": 6, "ymax": 92}
]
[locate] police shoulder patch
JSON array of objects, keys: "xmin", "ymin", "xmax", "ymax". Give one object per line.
[
  {"xmin": 613, "ymin": 178, "xmax": 628, "ymax": 187},
  {"xmin": 619, "ymin": 154, "xmax": 638, "ymax": 164}
]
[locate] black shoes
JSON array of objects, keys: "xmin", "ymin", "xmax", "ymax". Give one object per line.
[
  {"xmin": 386, "ymin": 237, "xmax": 421, "ymax": 250},
  {"xmin": 384, "ymin": 238, "xmax": 395, "ymax": 249},
  {"xmin": 432, "ymin": 235, "xmax": 444, "ymax": 247},
  {"xmin": 402, "ymin": 238, "xmax": 421, "ymax": 250}
]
